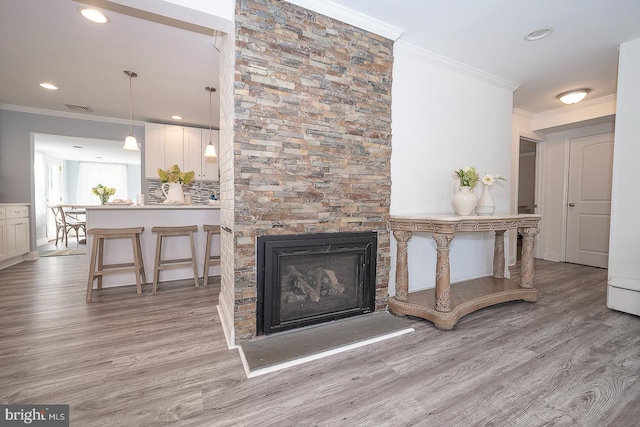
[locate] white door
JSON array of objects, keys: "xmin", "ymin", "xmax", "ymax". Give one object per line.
[
  {"xmin": 46, "ymin": 157, "xmax": 63, "ymax": 242},
  {"xmin": 565, "ymin": 133, "xmax": 614, "ymax": 268}
]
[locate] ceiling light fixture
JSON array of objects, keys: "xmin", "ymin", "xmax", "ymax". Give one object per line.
[
  {"xmin": 171, "ymin": 115, "xmax": 183, "ymax": 120},
  {"xmin": 204, "ymin": 86, "xmax": 217, "ymax": 159},
  {"xmin": 123, "ymin": 70, "xmax": 139, "ymax": 151},
  {"xmin": 557, "ymin": 88, "xmax": 592, "ymax": 105},
  {"xmin": 40, "ymin": 83, "xmax": 58, "ymax": 90},
  {"xmin": 525, "ymin": 28, "xmax": 553, "ymax": 41},
  {"xmin": 79, "ymin": 8, "xmax": 109, "ymax": 24}
]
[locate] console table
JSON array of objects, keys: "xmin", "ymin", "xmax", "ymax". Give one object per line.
[{"xmin": 388, "ymin": 214, "xmax": 542, "ymax": 330}]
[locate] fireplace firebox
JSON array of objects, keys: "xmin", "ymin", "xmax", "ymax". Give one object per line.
[{"xmin": 257, "ymin": 232, "xmax": 377, "ymax": 335}]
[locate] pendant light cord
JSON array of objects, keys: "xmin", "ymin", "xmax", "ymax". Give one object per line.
[
  {"xmin": 209, "ymin": 88, "xmax": 212, "ymax": 137},
  {"xmin": 129, "ymin": 73, "xmax": 134, "ymax": 135}
]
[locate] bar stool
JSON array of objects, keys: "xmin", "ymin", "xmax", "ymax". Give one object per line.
[
  {"xmin": 86, "ymin": 227, "xmax": 146, "ymax": 301},
  {"xmin": 151, "ymin": 225, "xmax": 199, "ymax": 292},
  {"xmin": 202, "ymin": 224, "xmax": 221, "ymax": 286}
]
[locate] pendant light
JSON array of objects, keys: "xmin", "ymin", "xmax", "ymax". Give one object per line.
[
  {"xmin": 204, "ymin": 86, "xmax": 217, "ymax": 158},
  {"xmin": 123, "ymin": 70, "xmax": 139, "ymax": 151}
]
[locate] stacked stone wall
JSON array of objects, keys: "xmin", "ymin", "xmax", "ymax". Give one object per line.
[{"xmin": 233, "ymin": 0, "xmax": 393, "ymax": 339}]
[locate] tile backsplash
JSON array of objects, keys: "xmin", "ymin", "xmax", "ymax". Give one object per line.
[{"xmin": 147, "ymin": 180, "xmax": 220, "ymax": 205}]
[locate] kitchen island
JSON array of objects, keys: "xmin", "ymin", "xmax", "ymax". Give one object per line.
[{"xmin": 86, "ymin": 204, "xmax": 220, "ymax": 288}]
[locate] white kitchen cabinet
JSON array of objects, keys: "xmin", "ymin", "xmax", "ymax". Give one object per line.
[
  {"xmin": 0, "ymin": 209, "xmax": 7, "ymax": 262},
  {"xmin": 185, "ymin": 127, "xmax": 219, "ymax": 181},
  {"xmin": 164, "ymin": 125, "xmax": 184, "ymax": 168},
  {"xmin": 145, "ymin": 123, "xmax": 182, "ymax": 179},
  {"xmin": 145, "ymin": 123, "xmax": 218, "ymax": 181},
  {"xmin": 144, "ymin": 123, "xmax": 164, "ymax": 179},
  {"xmin": 7, "ymin": 218, "xmax": 29, "ymax": 258},
  {"xmin": 0, "ymin": 204, "xmax": 29, "ymax": 266}
]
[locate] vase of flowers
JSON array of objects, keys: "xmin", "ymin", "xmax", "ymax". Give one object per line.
[
  {"xmin": 157, "ymin": 164, "xmax": 195, "ymax": 204},
  {"xmin": 475, "ymin": 173, "xmax": 507, "ymax": 215},
  {"xmin": 92, "ymin": 184, "xmax": 116, "ymax": 205},
  {"xmin": 452, "ymin": 167, "xmax": 479, "ymax": 215}
]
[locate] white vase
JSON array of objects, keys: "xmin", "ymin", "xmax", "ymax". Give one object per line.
[
  {"xmin": 452, "ymin": 186, "xmax": 477, "ymax": 216},
  {"xmin": 476, "ymin": 183, "xmax": 495, "ymax": 215},
  {"xmin": 161, "ymin": 182, "xmax": 185, "ymax": 204}
]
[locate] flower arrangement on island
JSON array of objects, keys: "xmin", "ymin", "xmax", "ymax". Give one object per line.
[
  {"xmin": 157, "ymin": 164, "xmax": 195, "ymax": 185},
  {"xmin": 453, "ymin": 166, "xmax": 480, "ymax": 189},
  {"xmin": 91, "ymin": 184, "xmax": 116, "ymax": 205},
  {"xmin": 481, "ymin": 173, "xmax": 507, "ymax": 186}
]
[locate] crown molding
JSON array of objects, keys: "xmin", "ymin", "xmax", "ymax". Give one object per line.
[
  {"xmin": 394, "ymin": 40, "xmax": 520, "ymax": 92},
  {"xmin": 513, "ymin": 108, "xmax": 534, "ymax": 119},
  {"xmin": 0, "ymin": 103, "xmax": 145, "ymax": 126},
  {"xmin": 284, "ymin": 0, "xmax": 404, "ymax": 41}
]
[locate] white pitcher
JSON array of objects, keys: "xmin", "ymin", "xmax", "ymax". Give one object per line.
[{"xmin": 161, "ymin": 182, "xmax": 185, "ymax": 204}]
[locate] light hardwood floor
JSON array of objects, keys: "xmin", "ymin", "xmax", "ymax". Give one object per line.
[{"xmin": 1, "ymin": 255, "xmax": 639, "ymax": 426}]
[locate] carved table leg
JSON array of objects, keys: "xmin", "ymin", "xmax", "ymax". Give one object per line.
[
  {"xmin": 493, "ymin": 230, "xmax": 506, "ymax": 278},
  {"xmin": 393, "ymin": 230, "xmax": 412, "ymax": 301},
  {"xmin": 432, "ymin": 233, "xmax": 455, "ymax": 312},
  {"xmin": 519, "ymin": 227, "xmax": 539, "ymax": 289}
]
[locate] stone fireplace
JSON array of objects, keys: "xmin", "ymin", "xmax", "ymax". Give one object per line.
[{"xmin": 218, "ymin": 0, "xmax": 394, "ymax": 344}]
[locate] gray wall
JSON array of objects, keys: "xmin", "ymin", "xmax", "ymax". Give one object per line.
[{"xmin": 0, "ymin": 109, "xmax": 143, "ymax": 251}]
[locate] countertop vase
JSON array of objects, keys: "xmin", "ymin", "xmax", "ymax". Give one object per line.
[{"xmin": 161, "ymin": 182, "xmax": 185, "ymax": 204}]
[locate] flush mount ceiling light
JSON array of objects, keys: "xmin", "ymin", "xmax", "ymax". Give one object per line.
[
  {"xmin": 123, "ymin": 70, "xmax": 139, "ymax": 151},
  {"xmin": 79, "ymin": 7, "xmax": 110, "ymax": 24},
  {"xmin": 204, "ymin": 86, "xmax": 218, "ymax": 159},
  {"xmin": 557, "ymin": 88, "xmax": 592, "ymax": 105},
  {"xmin": 39, "ymin": 82, "xmax": 58, "ymax": 90},
  {"xmin": 525, "ymin": 28, "xmax": 553, "ymax": 41},
  {"xmin": 171, "ymin": 115, "xmax": 183, "ymax": 120}
]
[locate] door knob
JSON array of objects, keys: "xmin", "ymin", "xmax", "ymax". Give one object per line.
[{"xmin": 568, "ymin": 203, "xmax": 575, "ymax": 207}]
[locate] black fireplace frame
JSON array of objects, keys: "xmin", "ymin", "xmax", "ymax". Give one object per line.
[{"xmin": 256, "ymin": 232, "xmax": 377, "ymax": 335}]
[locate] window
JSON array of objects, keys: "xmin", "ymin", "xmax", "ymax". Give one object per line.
[{"xmin": 76, "ymin": 162, "xmax": 128, "ymax": 204}]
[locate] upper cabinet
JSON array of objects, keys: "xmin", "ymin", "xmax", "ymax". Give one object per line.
[
  {"xmin": 185, "ymin": 127, "xmax": 220, "ymax": 182},
  {"xmin": 145, "ymin": 123, "xmax": 219, "ymax": 181}
]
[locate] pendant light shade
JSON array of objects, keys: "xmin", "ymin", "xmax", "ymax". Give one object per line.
[
  {"xmin": 123, "ymin": 70, "xmax": 139, "ymax": 151},
  {"xmin": 204, "ymin": 86, "xmax": 217, "ymax": 159}
]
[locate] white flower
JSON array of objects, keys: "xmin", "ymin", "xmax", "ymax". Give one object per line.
[
  {"xmin": 481, "ymin": 173, "xmax": 506, "ymax": 186},
  {"xmin": 97, "ymin": 187, "xmax": 104, "ymax": 194},
  {"xmin": 482, "ymin": 174, "xmax": 495, "ymax": 185}
]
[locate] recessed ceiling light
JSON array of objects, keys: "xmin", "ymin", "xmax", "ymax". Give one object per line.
[
  {"xmin": 79, "ymin": 8, "xmax": 110, "ymax": 24},
  {"xmin": 40, "ymin": 83, "xmax": 58, "ymax": 90},
  {"xmin": 557, "ymin": 88, "xmax": 592, "ymax": 105},
  {"xmin": 171, "ymin": 115, "xmax": 183, "ymax": 120},
  {"xmin": 525, "ymin": 28, "xmax": 553, "ymax": 41}
]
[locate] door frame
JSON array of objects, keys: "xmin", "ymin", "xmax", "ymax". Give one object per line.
[{"xmin": 510, "ymin": 133, "xmax": 544, "ymax": 265}]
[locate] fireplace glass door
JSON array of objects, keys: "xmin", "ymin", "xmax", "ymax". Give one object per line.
[{"xmin": 257, "ymin": 232, "xmax": 376, "ymax": 335}]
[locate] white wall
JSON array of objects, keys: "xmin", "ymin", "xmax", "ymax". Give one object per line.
[
  {"xmin": 609, "ymin": 38, "xmax": 640, "ymax": 287},
  {"xmin": 389, "ymin": 41, "xmax": 516, "ymax": 294}
]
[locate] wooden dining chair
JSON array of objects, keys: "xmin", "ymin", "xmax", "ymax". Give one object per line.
[{"xmin": 51, "ymin": 206, "xmax": 86, "ymax": 247}]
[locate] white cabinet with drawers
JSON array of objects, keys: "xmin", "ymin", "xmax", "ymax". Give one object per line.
[{"xmin": 0, "ymin": 204, "xmax": 30, "ymax": 266}]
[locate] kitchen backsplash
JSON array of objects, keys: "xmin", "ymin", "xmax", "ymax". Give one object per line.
[{"xmin": 147, "ymin": 180, "xmax": 220, "ymax": 205}]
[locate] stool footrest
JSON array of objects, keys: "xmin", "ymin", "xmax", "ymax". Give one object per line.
[{"xmin": 157, "ymin": 262, "xmax": 196, "ymax": 270}]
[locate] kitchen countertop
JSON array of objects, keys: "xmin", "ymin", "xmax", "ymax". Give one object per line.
[{"xmin": 85, "ymin": 203, "xmax": 220, "ymax": 210}]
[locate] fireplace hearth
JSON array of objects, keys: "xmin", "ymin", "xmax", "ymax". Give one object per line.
[{"xmin": 257, "ymin": 232, "xmax": 377, "ymax": 335}]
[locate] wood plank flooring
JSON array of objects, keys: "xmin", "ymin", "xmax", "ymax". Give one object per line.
[{"xmin": 1, "ymin": 255, "xmax": 639, "ymax": 426}]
